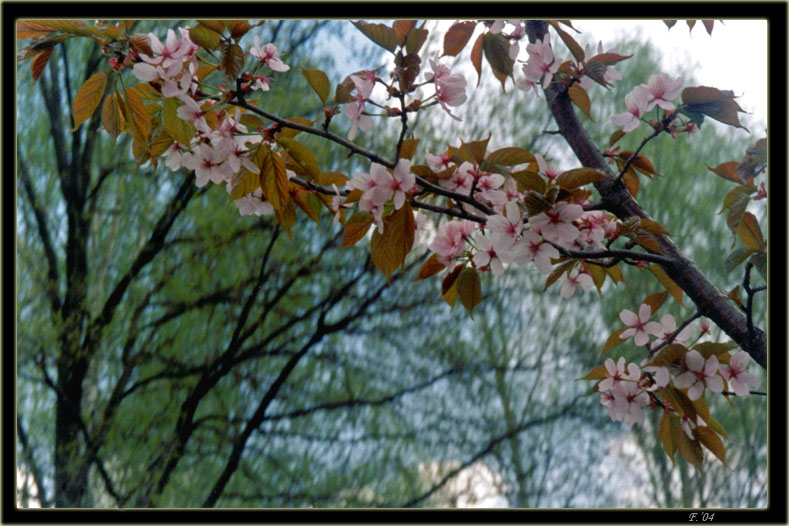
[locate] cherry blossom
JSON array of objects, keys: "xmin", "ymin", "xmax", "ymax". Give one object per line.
[
  {"xmin": 611, "ymin": 86, "xmax": 650, "ymax": 133},
  {"xmin": 439, "ymin": 162, "xmax": 474, "ymax": 195},
  {"xmin": 512, "ymin": 230, "xmax": 559, "ymax": 274},
  {"xmin": 599, "ymin": 357, "xmax": 639, "ymax": 392},
  {"xmin": 368, "ymin": 159, "xmax": 415, "ymax": 210},
  {"xmin": 250, "ymin": 37, "xmax": 289, "ymax": 72},
  {"xmin": 559, "ymin": 268, "xmax": 594, "ymax": 298},
  {"xmin": 611, "ymin": 381, "xmax": 650, "ymax": 428},
  {"xmin": 345, "ymin": 101, "xmax": 373, "ymax": 140},
  {"xmin": 430, "ymin": 220, "xmax": 476, "ymax": 265},
  {"xmin": 640, "ymin": 363, "xmax": 670, "ymax": 391},
  {"xmin": 187, "ymin": 143, "xmax": 234, "ymax": 187},
  {"xmin": 534, "ymin": 154, "xmax": 560, "ymax": 182},
  {"xmin": 672, "ymin": 350, "xmax": 724, "ymax": 401},
  {"xmin": 424, "ymin": 151, "xmax": 455, "ymax": 172},
  {"xmin": 619, "ymin": 303, "xmax": 663, "ymax": 347},
  {"xmin": 528, "ymin": 202, "xmax": 584, "ymax": 247},
  {"xmin": 472, "ymin": 234, "xmax": 515, "ymax": 276},
  {"xmin": 718, "ymin": 351, "xmax": 760, "ymax": 396},
  {"xmin": 650, "ymin": 313, "xmax": 693, "ymax": 350},
  {"xmin": 641, "ymin": 73, "xmax": 683, "ymax": 111},
  {"xmin": 234, "ymin": 188, "xmax": 274, "ymax": 217},
  {"xmin": 487, "ymin": 201, "xmax": 523, "ymax": 239},
  {"xmin": 474, "ymin": 173, "xmax": 506, "ymax": 205},
  {"xmin": 523, "ymin": 33, "xmax": 560, "ymax": 89}
]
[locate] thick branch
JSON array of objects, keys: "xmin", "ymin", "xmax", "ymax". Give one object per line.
[{"xmin": 525, "ymin": 20, "xmax": 767, "ymax": 369}]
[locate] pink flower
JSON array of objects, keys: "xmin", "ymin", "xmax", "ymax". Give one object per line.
[
  {"xmin": 487, "ymin": 201, "xmax": 523, "ymax": 239},
  {"xmin": 472, "ymin": 235, "xmax": 514, "ymax": 276},
  {"xmin": 250, "ymin": 38, "xmax": 289, "ymax": 72},
  {"xmin": 673, "ymin": 350, "xmax": 724, "ymax": 401},
  {"xmin": 512, "ymin": 230, "xmax": 559, "ymax": 273},
  {"xmin": 611, "ymin": 86, "xmax": 650, "ymax": 133},
  {"xmin": 425, "ymin": 151, "xmax": 455, "ymax": 172},
  {"xmin": 599, "ymin": 357, "xmax": 640, "ymax": 393},
  {"xmin": 528, "ymin": 203, "xmax": 584, "ymax": 247},
  {"xmin": 187, "ymin": 143, "xmax": 233, "ymax": 187},
  {"xmin": 345, "ymin": 101, "xmax": 373, "ymax": 140},
  {"xmin": 430, "ymin": 220, "xmax": 476, "ymax": 263},
  {"xmin": 619, "ymin": 303, "xmax": 663, "ymax": 347},
  {"xmin": 439, "ymin": 162, "xmax": 474, "ymax": 195},
  {"xmin": 474, "ymin": 173, "xmax": 506, "ymax": 205},
  {"xmin": 650, "ymin": 313, "xmax": 693, "ymax": 349},
  {"xmin": 641, "ymin": 73, "xmax": 683, "ymax": 111},
  {"xmin": 718, "ymin": 351, "xmax": 760, "ymax": 396},
  {"xmin": 369, "ymin": 159, "xmax": 415, "ymax": 210},
  {"xmin": 559, "ymin": 268, "xmax": 594, "ymax": 298},
  {"xmin": 235, "ymin": 188, "xmax": 274, "ymax": 217},
  {"xmin": 535, "ymin": 154, "xmax": 560, "ymax": 182},
  {"xmin": 611, "ymin": 381, "xmax": 650, "ymax": 428},
  {"xmin": 523, "ymin": 33, "xmax": 560, "ymax": 89}
]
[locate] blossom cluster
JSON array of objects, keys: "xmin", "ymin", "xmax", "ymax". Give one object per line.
[
  {"xmin": 611, "ymin": 73, "xmax": 683, "ymax": 132},
  {"xmin": 597, "ymin": 305, "xmax": 760, "ymax": 429},
  {"xmin": 132, "ymin": 29, "xmax": 291, "ymax": 216}
]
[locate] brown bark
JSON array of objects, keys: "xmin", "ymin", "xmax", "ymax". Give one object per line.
[{"xmin": 525, "ymin": 20, "xmax": 766, "ymax": 369}]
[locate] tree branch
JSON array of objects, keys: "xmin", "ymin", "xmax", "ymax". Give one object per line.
[{"xmin": 525, "ymin": 20, "xmax": 767, "ymax": 369}]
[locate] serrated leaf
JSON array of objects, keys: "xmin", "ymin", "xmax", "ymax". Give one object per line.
[
  {"xmin": 482, "ymin": 32, "xmax": 514, "ymax": 88},
  {"xmin": 457, "ymin": 267, "xmax": 482, "ymax": 317},
  {"xmin": 220, "ymin": 42, "xmax": 244, "ymax": 80},
  {"xmin": 393, "ymin": 20, "xmax": 417, "ymax": 46},
  {"xmin": 197, "ymin": 20, "xmax": 225, "ymax": 34},
  {"xmin": 648, "ymin": 264, "xmax": 683, "ymax": 305},
  {"xmin": 339, "ymin": 212, "xmax": 374, "ymax": 248},
  {"xmin": 750, "ymin": 252, "xmax": 766, "ymax": 279},
  {"xmin": 587, "ymin": 263, "xmax": 606, "ymax": 293},
  {"xmin": 292, "ymin": 187, "xmax": 322, "ymax": 225},
  {"xmin": 695, "ymin": 426, "xmax": 727, "ymax": 466},
  {"xmin": 543, "ymin": 260, "xmax": 575, "ymax": 291},
  {"xmin": 608, "ymin": 130, "xmax": 625, "ymax": 147},
  {"xmin": 605, "ymin": 263, "xmax": 624, "ymax": 284},
  {"xmin": 486, "ymin": 147, "xmax": 535, "ymax": 166},
  {"xmin": 623, "ymin": 170, "xmax": 639, "ymax": 198},
  {"xmin": 405, "ymin": 27, "xmax": 428, "ymax": 54},
  {"xmin": 470, "ymin": 33, "xmax": 484, "ymax": 87},
  {"xmin": 724, "ymin": 247, "xmax": 755, "ymax": 275},
  {"xmin": 659, "ymin": 413, "xmax": 676, "ymax": 465},
  {"xmin": 583, "ymin": 61, "xmax": 611, "ymax": 89},
  {"xmin": 229, "ymin": 163, "xmax": 260, "ymax": 201},
  {"xmin": 279, "ymin": 137, "xmax": 320, "ymax": 180},
  {"xmin": 639, "ymin": 218, "xmax": 672, "ymax": 236},
  {"xmin": 413, "ymin": 253, "xmax": 445, "ymax": 282},
  {"xmin": 635, "ymin": 233, "xmax": 661, "ymax": 253},
  {"xmin": 274, "ymin": 197, "xmax": 297, "ymax": 238},
  {"xmin": 681, "ymin": 86, "xmax": 748, "ymax": 130},
  {"xmin": 643, "ymin": 291, "xmax": 668, "ymax": 316},
  {"xmin": 301, "ymin": 68, "xmax": 330, "ymax": 105},
  {"xmin": 399, "ymin": 138, "xmax": 419, "ymax": 161},
  {"xmin": 72, "ymin": 72, "xmax": 107, "ymax": 131},
  {"xmin": 163, "ymin": 97, "xmax": 195, "ymax": 146},
  {"xmin": 568, "ymin": 83, "xmax": 593, "ymax": 121},
  {"xmin": 707, "ymin": 161, "xmax": 744, "ymax": 185},
  {"xmin": 650, "ymin": 344, "xmax": 688, "ymax": 368},
  {"xmin": 370, "ymin": 203, "xmax": 416, "ymax": 281},
  {"xmin": 677, "ymin": 426, "xmax": 704, "ymax": 471},
  {"xmin": 510, "ymin": 169, "xmax": 546, "ymax": 194},
  {"xmin": 124, "ymin": 87, "xmax": 151, "ymax": 144},
  {"xmin": 260, "ymin": 148, "xmax": 289, "ymax": 212},
  {"xmin": 443, "ymin": 21, "xmax": 476, "ymax": 57},
  {"xmin": 601, "ymin": 327, "xmax": 628, "ymax": 357},
  {"xmin": 228, "ymin": 20, "xmax": 252, "ymax": 40},
  {"xmin": 577, "ymin": 364, "xmax": 608, "ymax": 381},
  {"xmin": 189, "ymin": 24, "xmax": 220, "ymax": 50},
  {"xmin": 353, "ymin": 21, "xmax": 397, "ymax": 53},
  {"xmin": 693, "ymin": 342, "xmax": 738, "ymax": 362},
  {"xmin": 459, "ymin": 136, "xmax": 490, "ymax": 164},
  {"xmin": 30, "ymin": 48, "xmax": 53, "ymax": 82},
  {"xmin": 556, "ymin": 168, "xmax": 606, "ymax": 190},
  {"xmin": 737, "ymin": 212, "xmax": 765, "ymax": 252},
  {"xmin": 101, "ymin": 91, "xmax": 125, "ymax": 141},
  {"xmin": 549, "ymin": 20, "xmax": 584, "ymax": 63}
]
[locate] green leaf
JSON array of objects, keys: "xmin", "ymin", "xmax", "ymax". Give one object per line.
[
  {"xmin": 482, "ymin": 32, "xmax": 513, "ymax": 80},
  {"xmin": 549, "ymin": 20, "xmax": 584, "ymax": 63},
  {"xmin": 163, "ymin": 97, "xmax": 196, "ymax": 146},
  {"xmin": 750, "ymin": 252, "xmax": 767, "ymax": 279},
  {"xmin": 457, "ymin": 267, "xmax": 482, "ymax": 317},
  {"xmin": 370, "ymin": 203, "xmax": 416, "ymax": 282},
  {"xmin": 352, "ymin": 21, "xmax": 397, "ymax": 53},
  {"xmin": 556, "ymin": 168, "xmax": 607, "ymax": 190},
  {"xmin": 189, "ymin": 24, "xmax": 221, "ymax": 50},
  {"xmin": 568, "ymin": 83, "xmax": 594, "ymax": 121},
  {"xmin": 681, "ymin": 86, "xmax": 748, "ymax": 131},
  {"xmin": 339, "ymin": 212, "xmax": 374, "ymax": 248},
  {"xmin": 72, "ymin": 72, "xmax": 107, "ymax": 131},
  {"xmin": 650, "ymin": 344, "xmax": 688, "ymax": 368},
  {"xmin": 485, "ymin": 147, "xmax": 534, "ymax": 166},
  {"xmin": 695, "ymin": 426, "xmax": 727, "ymax": 467},
  {"xmin": 648, "ymin": 264, "xmax": 683, "ymax": 305},
  {"xmin": 393, "ymin": 20, "xmax": 416, "ymax": 46},
  {"xmin": 724, "ymin": 247, "xmax": 755, "ymax": 275},
  {"xmin": 260, "ymin": 148, "xmax": 289, "ymax": 212},
  {"xmin": 600, "ymin": 327, "xmax": 628, "ymax": 357},
  {"xmin": 510, "ymin": 169, "xmax": 545, "ymax": 194},
  {"xmin": 642, "ymin": 291, "xmax": 669, "ymax": 316},
  {"xmin": 737, "ymin": 212, "xmax": 765, "ymax": 252},
  {"xmin": 405, "ymin": 27, "xmax": 428, "ymax": 54},
  {"xmin": 301, "ymin": 68, "xmax": 330, "ymax": 105},
  {"xmin": 197, "ymin": 20, "xmax": 226, "ymax": 34},
  {"xmin": 577, "ymin": 364, "xmax": 608, "ymax": 381},
  {"xmin": 278, "ymin": 137, "xmax": 320, "ymax": 180},
  {"xmin": 101, "ymin": 91, "xmax": 125, "ymax": 141},
  {"xmin": 659, "ymin": 413, "xmax": 676, "ymax": 466}
]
